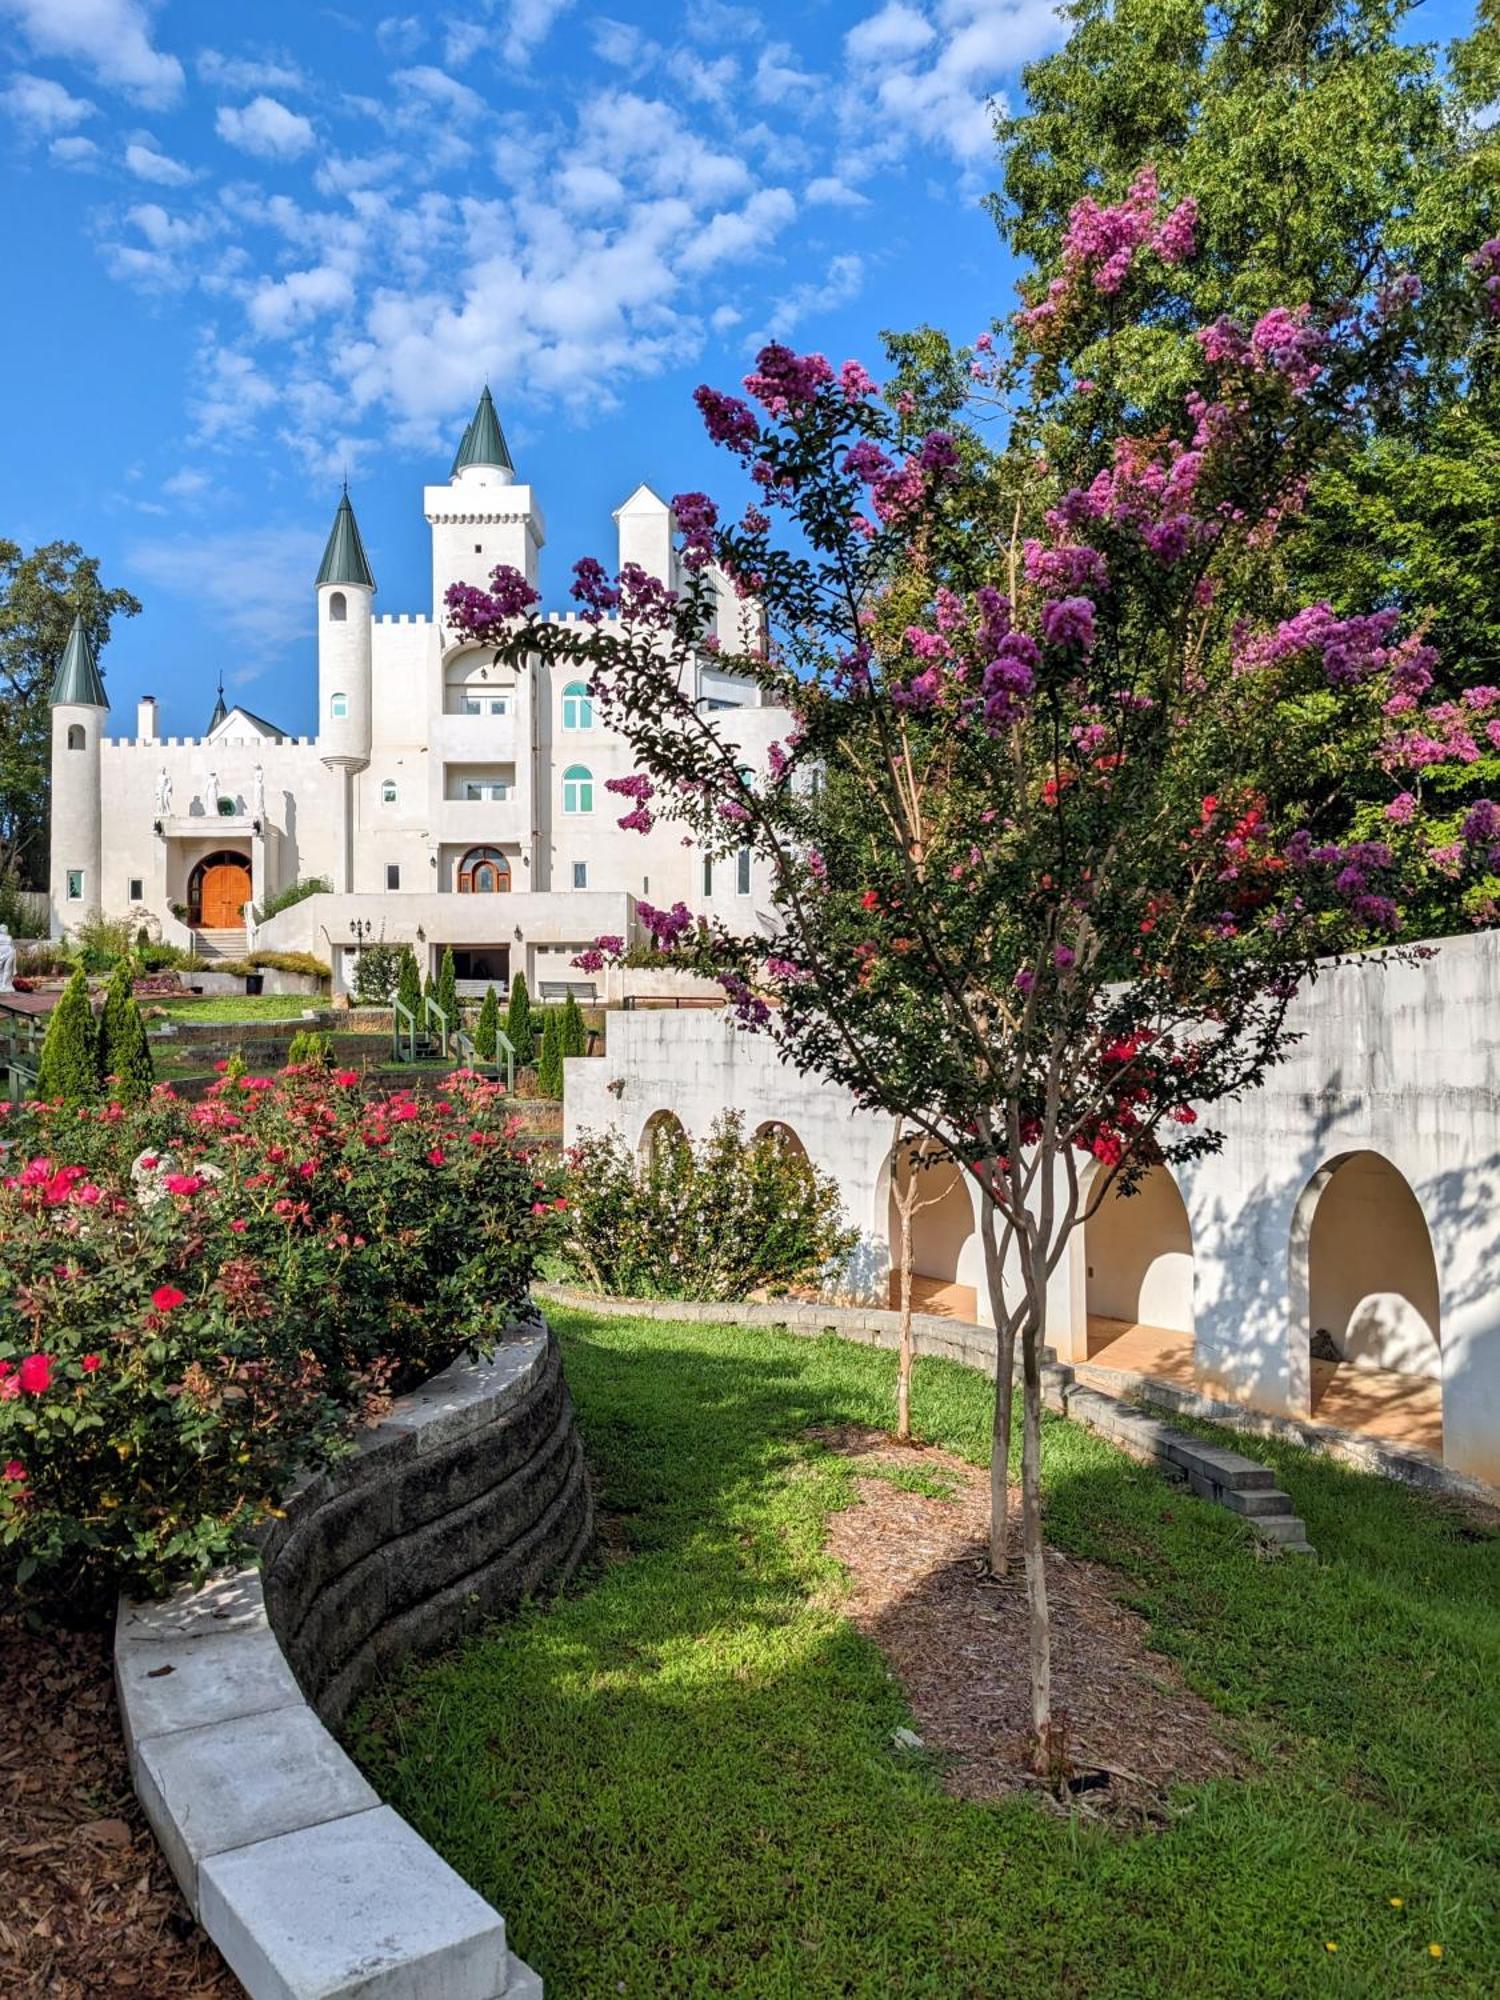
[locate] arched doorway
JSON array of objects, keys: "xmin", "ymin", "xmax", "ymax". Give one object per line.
[
  {"xmin": 887, "ymin": 1148, "xmax": 978, "ymax": 1321},
  {"xmin": 1299, "ymin": 1151, "xmax": 1442, "ymax": 1452},
  {"xmin": 1083, "ymin": 1162, "xmax": 1196, "ymax": 1384},
  {"xmin": 753, "ymin": 1120, "xmax": 808, "ymax": 1161},
  {"xmin": 189, "ymin": 850, "xmax": 251, "ymax": 928},
  {"xmin": 457, "ymin": 846, "xmax": 511, "ymax": 894}
]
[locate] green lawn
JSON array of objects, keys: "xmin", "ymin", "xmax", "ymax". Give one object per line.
[
  {"xmin": 149, "ymin": 995, "xmax": 324, "ymax": 1024},
  {"xmin": 351, "ymin": 1306, "xmax": 1499, "ymax": 1998}
]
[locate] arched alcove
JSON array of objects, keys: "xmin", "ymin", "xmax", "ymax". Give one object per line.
[
  {"xmin": 1297, "ymin": 1150, "xmax": 1443, "ymax": 1453},
  {"xmin": 1084, "ymin": 1163, "xmax": 1196, "ymax": 1381},
  {"xmin": 638, "ymin": 1109, "xmax": 688, "ymax": 1166},
  {"xmin": 887, "ymin": 1148, "xmax": 979, "ymax": 1322},
  {"xmin": 753, "ymin": 1120, "xmax": 808, "ymax": 1162}
]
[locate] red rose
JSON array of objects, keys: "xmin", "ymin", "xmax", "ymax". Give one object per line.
[
  {"xmin": 151, "ymin": 1284, "xmax": 186, "ymax": 1312},
  {"xmin": 334, "ymin": 1070, "xmax": 359, "ymax": 1087},
  {"xmin": 17, "ymin": 1353, "xmax": 53, "ymax": 1395},
  {"xmin": 81, "ymin": 1353, "xmax": 101, "ymax": 1373},
  {"xmin": 427, "ymin": 1148, "xmax": 446, "ymax": 1167},
  {"xmin": 2, "ymin": 1460, "xmax": 25, "ymax": 1483}
]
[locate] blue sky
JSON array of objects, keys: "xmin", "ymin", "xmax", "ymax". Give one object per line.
[{"xmin": 0, "ymin": 0, "xmax": 1475, "ymax": 740}]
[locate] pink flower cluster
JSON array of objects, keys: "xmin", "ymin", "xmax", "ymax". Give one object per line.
[
  {"xmin": 671, "ymin": 491, "xmax": 718, "ymax": 571},
  {"xmin": 637, "ymin": 900, "xmax": 695, "ymax": 951},
  {"xmin": 1468, "ymin": 238, "xmax": 1500, "ymax": 318},
  {"xmin": 743, "ymin": 344, "xmax": 834, "ymax": 416},
  {"xmin": 1199, "ymin": 305, "xmax": 1327, "ymax": 395},
  {"xmin": 1020, "ymin": 164, "xmax": 1198, "ymax": 337},
  {"xmin": 605, "ymin": 772, "xmax": 656, "ymax": 835}
]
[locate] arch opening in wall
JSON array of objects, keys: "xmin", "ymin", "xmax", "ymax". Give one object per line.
[
  {"xmin": 753, "ymin": 1120, "xmax": 808, "ymax": 1163},
  {"xmin": 66, "ymin": 724, "xmax": 86, "ymax": 750},
  {"xmin": 639, "ymin": 1109, "xmax": 688, "ymax": 1166},
  {"xmin": 887, "ymin": 1144, "xmax": 978, "ymax": 1322},
  {"xmin": 1084, "ymin": 1162, "xmax": 1197, "ymax": 1385},
  {"xmin": 328, "ymin": 591, "xmax": 347, "ymax": 622},
  {"xmin": 187, "ymin": 849, "xmax": 252, "ymax": 929},
  {"xmin": 1299, "ymin": 1150, "xmax": 1442, "ymax": 1454}
]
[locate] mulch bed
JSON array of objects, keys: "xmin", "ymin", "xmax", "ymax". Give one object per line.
[
  {"xmin": 814, "ymin": 1425, "xmax": 1241, "ymax": 1819},
  {"xmin": 0, "ymin": 1612, "xmax": 237, "ymax": 1998}
]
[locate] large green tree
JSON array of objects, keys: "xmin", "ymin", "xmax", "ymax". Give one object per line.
[{"xmin": 0, "ymin": 541, "xmax": 140, "ymax": 885}]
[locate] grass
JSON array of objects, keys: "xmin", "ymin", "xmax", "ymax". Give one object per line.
[
  {"xmin": 148, "ymin": 995, "xmax": 323, "ymax": 1024},
  {"xmin": 351, "ymin": 1306, "xmax": 1499, "ymax": 1998}
]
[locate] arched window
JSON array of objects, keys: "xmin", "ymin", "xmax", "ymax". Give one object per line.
[
  {"xmin": 381, "ymin": 779, "xmax": 397, "ymax": 804},
  {"xmin": 328, "ymin": 591, "xmax": 347, "ymax": 622},
  {"xmin": 562, "ymin": 764, "xmax": 593, "ymax": 814},
  {"xmin": 457, "ymin": 845, "xmax": 512, "ymax": 894},
  {"xmin": 561, "ymin": 681, "xmax": 593, "ymax": 730},
  {"xmin": 66, "ymin": 724, "xmax": 86, "ymax": 750},
  {"xmin": 330, "ymin": 692, "xmax": 348, "ymax": 719}
]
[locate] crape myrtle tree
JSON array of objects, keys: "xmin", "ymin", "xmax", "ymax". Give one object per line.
[{"xmin": 446, "ymin": 193, "xmax": 1500, "ymax": 1774}]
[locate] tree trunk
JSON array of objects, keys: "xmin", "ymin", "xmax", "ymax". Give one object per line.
[
  {"xmin": 980, "ymin": 1202, "xmax": 1016, "ymax": 1577},
  {"xmin": 1019, "ymin": 1294, "xmax": 1054, "ymax": 1782},
  {"xmin": 896, "ymin": 1184, "xmax": 914, "ymax": 1442}
]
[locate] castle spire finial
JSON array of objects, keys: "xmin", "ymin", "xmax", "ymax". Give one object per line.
[
  {"xmin": 315, "ymin": 486, "xmax": 376, "ymax": 590},
  {"xmin": 450, "ymin": 385, "xmax": 513, "ymax": 478}
]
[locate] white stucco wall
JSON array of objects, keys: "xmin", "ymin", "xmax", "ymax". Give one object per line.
[{"xmin": 567, "ymin": 934, "xmax": 1500, "ymax": 1485}]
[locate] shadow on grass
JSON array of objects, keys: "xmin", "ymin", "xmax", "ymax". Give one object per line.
[{"xmin": 350, "ymin": 1306, "xmax": 1500, "ymax": 2000}]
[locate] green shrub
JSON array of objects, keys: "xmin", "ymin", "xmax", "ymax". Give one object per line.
[
  {"xmin": 504, "ymin": 972, "xmax": 535, "ymax": 1066},
  {"xmin": 285, "ymin": 1029, "xmax": 334, "ymax": 1068},
  {"xmin": 98, "ymin": 961, "xmax": 154, "ymax": 1104},
  {"xmin": 560, "ymin": 991, "xmax": 588, "ymax": 1059},
  {"xmin": 0, "ymin": 1071, "xmax": 561, "ymax": 1608},
  {"xmin": 256, "ymin": 876, "xmax": 331, "ymax": 922},
  {"xmin": 252, "ymin": 949, "xmax": 331, "ymax": 979},
  {"xmin": 396, "ymin": 945, "xmax": 423, "ymax": 1020},
  {"xmin": 352, "ymin": 938, "xmax": 401, "ymax": 1005},
  {"xmin": 72, "ymin": 911, "xmax": 136, "ymax": 973},
  {"xmin": 35, "ymin": 969, "xmax": 101, "ymax": 1104},
  {"xmin": 436, "ymin": 947, "xmax": 459, "ymax": 1030},
  {"xmin": 536, "ymin": 1007, "xmax": 563, "ymax": 1097},
  {"xmin": 17, "ymin": 944, "xmax": 75, "ymax": 978},
  {"xmin": 474, "ymin": 986, "xmax": 500, "ymax": 1061},
  {"xmin": 564, "ymin": 1112, "xmax": 856, "ymax": 1301},
  {"xmin": 0, "ymin": 874, "xmax": 48, "ymax": 939}
]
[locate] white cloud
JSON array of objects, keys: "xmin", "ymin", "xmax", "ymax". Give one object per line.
[
  {"xmin": 162, "ymin": 466, "xmax": 210, "ymax": 497},
  {"xmin": 393, "ymin": 65, "xmax": 487, "ymax": 120},
  {"xmin": 754, "ymin": 43, "xmax": 819, "ymax": 106},
  {"xmin": 196, "ymin": 49, "xmax": 306, "ymax": 94},
  {"xmin": 376, "ymin": 16, "xmax": 426, "ymax": 57},
  {"xmin": 191, "ymin": 342, "xmax": 280, "ymax": 439},
  {"xmin": 50, "ymin": 133, "xmax": 101, "ymax": 167},
  {"xmin": 215, "ymin": 95, "xmax": 316, "ymax": 160},
  {"xmin": 679, "ymin": 187, "xmax": 795, "ymax": 275},
  {"xmin": 124, "ymin": 136, "xmax": 194, "ymax": 185},
  {"xmin": 845, "ymin": 2, "xmax": 935, "ymax": 65},
  {"xmin": 806, "ymin": 174, "xmax": 868, "ymax": 208},
  {"xmin": 0, "ymin": 0, "xmax": 183, "ymax": 105},
  {"xmin": 756, "ymin": 251, "xmax": 864, "ymax": 342},
  {"xmin": 127, "ymin": 524, "xmax": 324, "ymax": 675},
  {"xmin": 248, "ymin": 262, "xmax": 356, "ymax": 338},
  {"xmin": 842, "ymin": 0, "xmax": 1060, "ymax": 169},
  {"xmin": 503, "ymin": 0, "xmax": 575, "ymax": 66},
  {"xmin": 126, "ymin": 201, "xmax": 208, "ymax": 249},
  {"xmin": 590, "ymin": 18, "xmax": 658, "ymax": 71},
  {"xmin": 1, "ymin": 71, "xmax": 96, "ymax": 138},
  {"xmin": 314, "ymin": 150, "xmax": 405, "ymax": 196}
]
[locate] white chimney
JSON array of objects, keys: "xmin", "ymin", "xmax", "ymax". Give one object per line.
[{"xmin": 137, "ymin": 695, "xmax": 159, "ymax": 744}]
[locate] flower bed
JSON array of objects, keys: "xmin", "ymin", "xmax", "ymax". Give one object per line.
[{"xmin": 0, "ymin": 1067, "xmax": 562, "ymax": 1611}]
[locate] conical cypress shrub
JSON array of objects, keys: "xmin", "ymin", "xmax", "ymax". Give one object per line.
[
  {"xmin": 537, "ymin": 1007, "xmax": 563, "ymax": 1097},
  {"xmin": 396, "ymin": 945, "xmax": 422, "ymax": 1022},
  {"xmin": 505, "ymin": 971, "xmax": 535, "ymax": 1066},
  {"xmin": 436, "ymin": 947, "xmax": 459, "ymax": 1030},
  {"xmin": 474, "ymin": 985, "xmax": 499, "ymax": 1061},
  {"xmin": 561, "ymin": 990, "xmax": 587, "ymax": 1059},
  {"xmin": 98, "ymin": 959, "xmax": 154, "ymax": 1103},
  {"xmin": 36, "ymin": 967, "xmax": 102, "ymax": 1106}
]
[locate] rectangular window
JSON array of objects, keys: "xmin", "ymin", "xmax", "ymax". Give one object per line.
[
  {"xmin": 386, "ymin": 864, "xmax": 401, "ymax": 891},
  {"xmin": 736, "ymin": 847, "xmax": 751, "ymax": 895},
  {"xmin": 572, "ymin": 861, "xmax": 587, "ymax": 889},
  {"xmin": 66, "ymin": 870, "xmax": 84, "ymax": 901},
  {"xmin": 330, "ymin": 693, "xmax": 349, "ymax": 719},
  {"xmin": 489, "ymin": 697, "xmax": 509, "ymax": 715},
  {"xmin": 461, "ymin": 697, "xmax": 481, "ymax": 715},
  {"xmin": 702, "ymin": 856, "xmax": 713, "ymax": 897},
  {"xmin": 464, "ymin": 781, "xmax": 481, "ymax": 800},
  {"xmin": 128, "ymin": 877, "xmax": 144, "ymax": 902}
]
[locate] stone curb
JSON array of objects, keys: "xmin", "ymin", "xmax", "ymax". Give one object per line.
[{"xmin": 116, "ymin": 1317, "xmax": 590, "ymax": 2000}]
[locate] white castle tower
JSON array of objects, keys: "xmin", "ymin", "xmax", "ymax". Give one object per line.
[
  {"xmin": 315, "ymin": 486, "xmax": 375, "ymax": 892},
  {"xmin": 48, "ymin": 614, "xmax": 108, "ymax": 935},
  {"xmin": 425, "ymin": 386, "xmax": 546, "ymax": 623}
]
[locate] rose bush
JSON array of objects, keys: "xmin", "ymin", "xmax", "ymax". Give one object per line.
[
  {"xmin": 0, "ymin": 1066, "xmax": 560, "ymax": 1609},
  {"xmin": 563, "ymin": 1112, "xmax": 855, "ymax": 1302}
]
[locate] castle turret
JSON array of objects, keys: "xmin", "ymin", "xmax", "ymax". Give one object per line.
[
  {"xmin": 315, "ymin": 488, "xmax": 375, "ymax": 894},
  {"xmin": 48, "ymin": 615, "xmax": 108, "ymax": 936},
  {"xmin": 426, "ymin": 387, "xmax": 545, "ymax": 621}
]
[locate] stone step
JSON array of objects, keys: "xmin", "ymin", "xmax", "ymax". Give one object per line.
[
  {"xmin": 1249, "ymin": 1513, "xmax": 1315, "ymax": 1551},
  {"xmin": 1197, "ymin": 1476, "xmax": 1294, "ymax": 1518},
  {"xmin": 1163, "ymin": 1438, "xmax": 1276, "ymax": 1491}
]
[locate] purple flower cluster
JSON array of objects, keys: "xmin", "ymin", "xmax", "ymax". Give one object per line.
[
  {"xmin": 743, "ymin": 344, "xmax": 834, "ymax": 417},
  {"xmin": 1468, "ymin": 238, "xmax": 1500, "ymax": 318},
  {"xmin": 982, "ymin": 632, "xmax": 1040, "ymax": 729},
  {"xmin": 1287, "ymin": 833, "xmax": 1400, "ymax": 930},
  {"xmin": 1019, "ymin": 164, "xmax": 1197, "ymax": 336},
  {"xmin": 839, "ymin": 360, "xmax": 878, "ymax": 403},
  {"xmin": 606, "ymin": 773, "xmax": 656, "ymax": 835},
  {"xmin": 671, "ymin": 491, "xmax": 718, "ymax": 571},
  {"xmin": 571, "ymin": 556, "xmax": 620, "ymax": 623},
  {"xmin": 1023, "ymin": 540, "xmax": 1108, "ymax": 596},
  {"xmin": 718, "ymin": 973, "xmax": 772, "ymax": 1029},
  {"xmin": 637, "ymin": 900, "xmax": 695, "ymax": 950},
  {"xmin": 444, "ymin": 567, "xmax": 540, "ymax": 634},
  {"xmin": 618, "ymin": 562, "xmax": 678, "ymax": 631},
  {"xmin": 1040, "ymin": 595, "xmax": 1096, "ymax": 654},
  {"xmin": 1199, "ymin": 306, "xmax": 1327, "ymax": 395},
  {"xmin": 695, "ymin": 385, "xmax": 761, "ymax": 454}
]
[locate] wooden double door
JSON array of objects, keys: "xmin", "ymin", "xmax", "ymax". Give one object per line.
[{"xmin": 191, "ymin": 852, "xmax": 252, "ymax": 928}]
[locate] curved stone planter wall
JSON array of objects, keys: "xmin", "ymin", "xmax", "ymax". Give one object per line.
[{"xmin": 115, "ymin": 1315, "xmax": 591, "ymax": 2000}]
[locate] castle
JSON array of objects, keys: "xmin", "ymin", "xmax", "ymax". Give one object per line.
[{"xmin": 48, "ymin": 388, "xmax": 784, "ymax": 995}]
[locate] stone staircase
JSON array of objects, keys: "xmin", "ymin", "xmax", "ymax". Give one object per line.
[
  {"xmin": 189, "ymin": 929, "xmax": 248, "ymax": 963},
  {"xmin": 1047, "ymin": 1364, "xmax": 1314, "ymax": 1553}
]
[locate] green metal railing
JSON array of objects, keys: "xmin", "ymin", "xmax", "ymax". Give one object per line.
[{"xmin": 390, "ymin": 999, "xmax": 515, "ymax": 1090}]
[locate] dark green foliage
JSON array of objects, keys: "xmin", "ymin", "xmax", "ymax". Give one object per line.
[
  {"xmin": 352, "ymin": 939, "xmax": 401, "ymax": 1005},
  {"xmin": 97, "ymin": 959, "xmax": 154, "ymax": 1103},
  {"xmin": 559, "ymin": 990, "xmax": 587, "ymax": 1059},
  {"xmin": 356, "ymin": 1304, "xmax": 1500, "ymax": 1998},
  {"xmin": 285, "ymin": 1029, "xmax": 334, "ymax": 1069},
  {"xmin": 473, "ymin": 985, "xmax": 500, "ymax": 1061},
  {"xmin": 35, "ymin": 967, "xmax": 100, "ymax": 1104},
  {"xmin": 256, "ymin": 876, "xmax": 332, "ymax": 922},
  {"xmin": 536, "ymin": 1007, "xmax": 563, "ymax": 1097},
  {"xmin": 396, "ymin": 945, "xmax": 423, "ymax": 1021},
  {"xmin": 436, "ymin": 947, "xmax": 459, "ymax": 1030},
  {"xmin": 563, "ymin": 1112, "xmax": 856, "ymax": 1300},
  {"xmin": 504, "ymin": 971, "xmax": 535, "ymax": 1066}
]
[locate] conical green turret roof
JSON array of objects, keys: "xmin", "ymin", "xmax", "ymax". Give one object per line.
[
  {"xmin": 315, "ymin": 488, "xmax": 376, "ymax": 590},
  {"xmin": 208, "ymin": 675, "xmax": 228, "ymax": 733},
  {"xmin": 451, "ymin": 385, "xmax": 513, "ymax": 476},
  {"xmin": 50, "ymin": 614, "xmax": 107, "ymax": 708}
]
